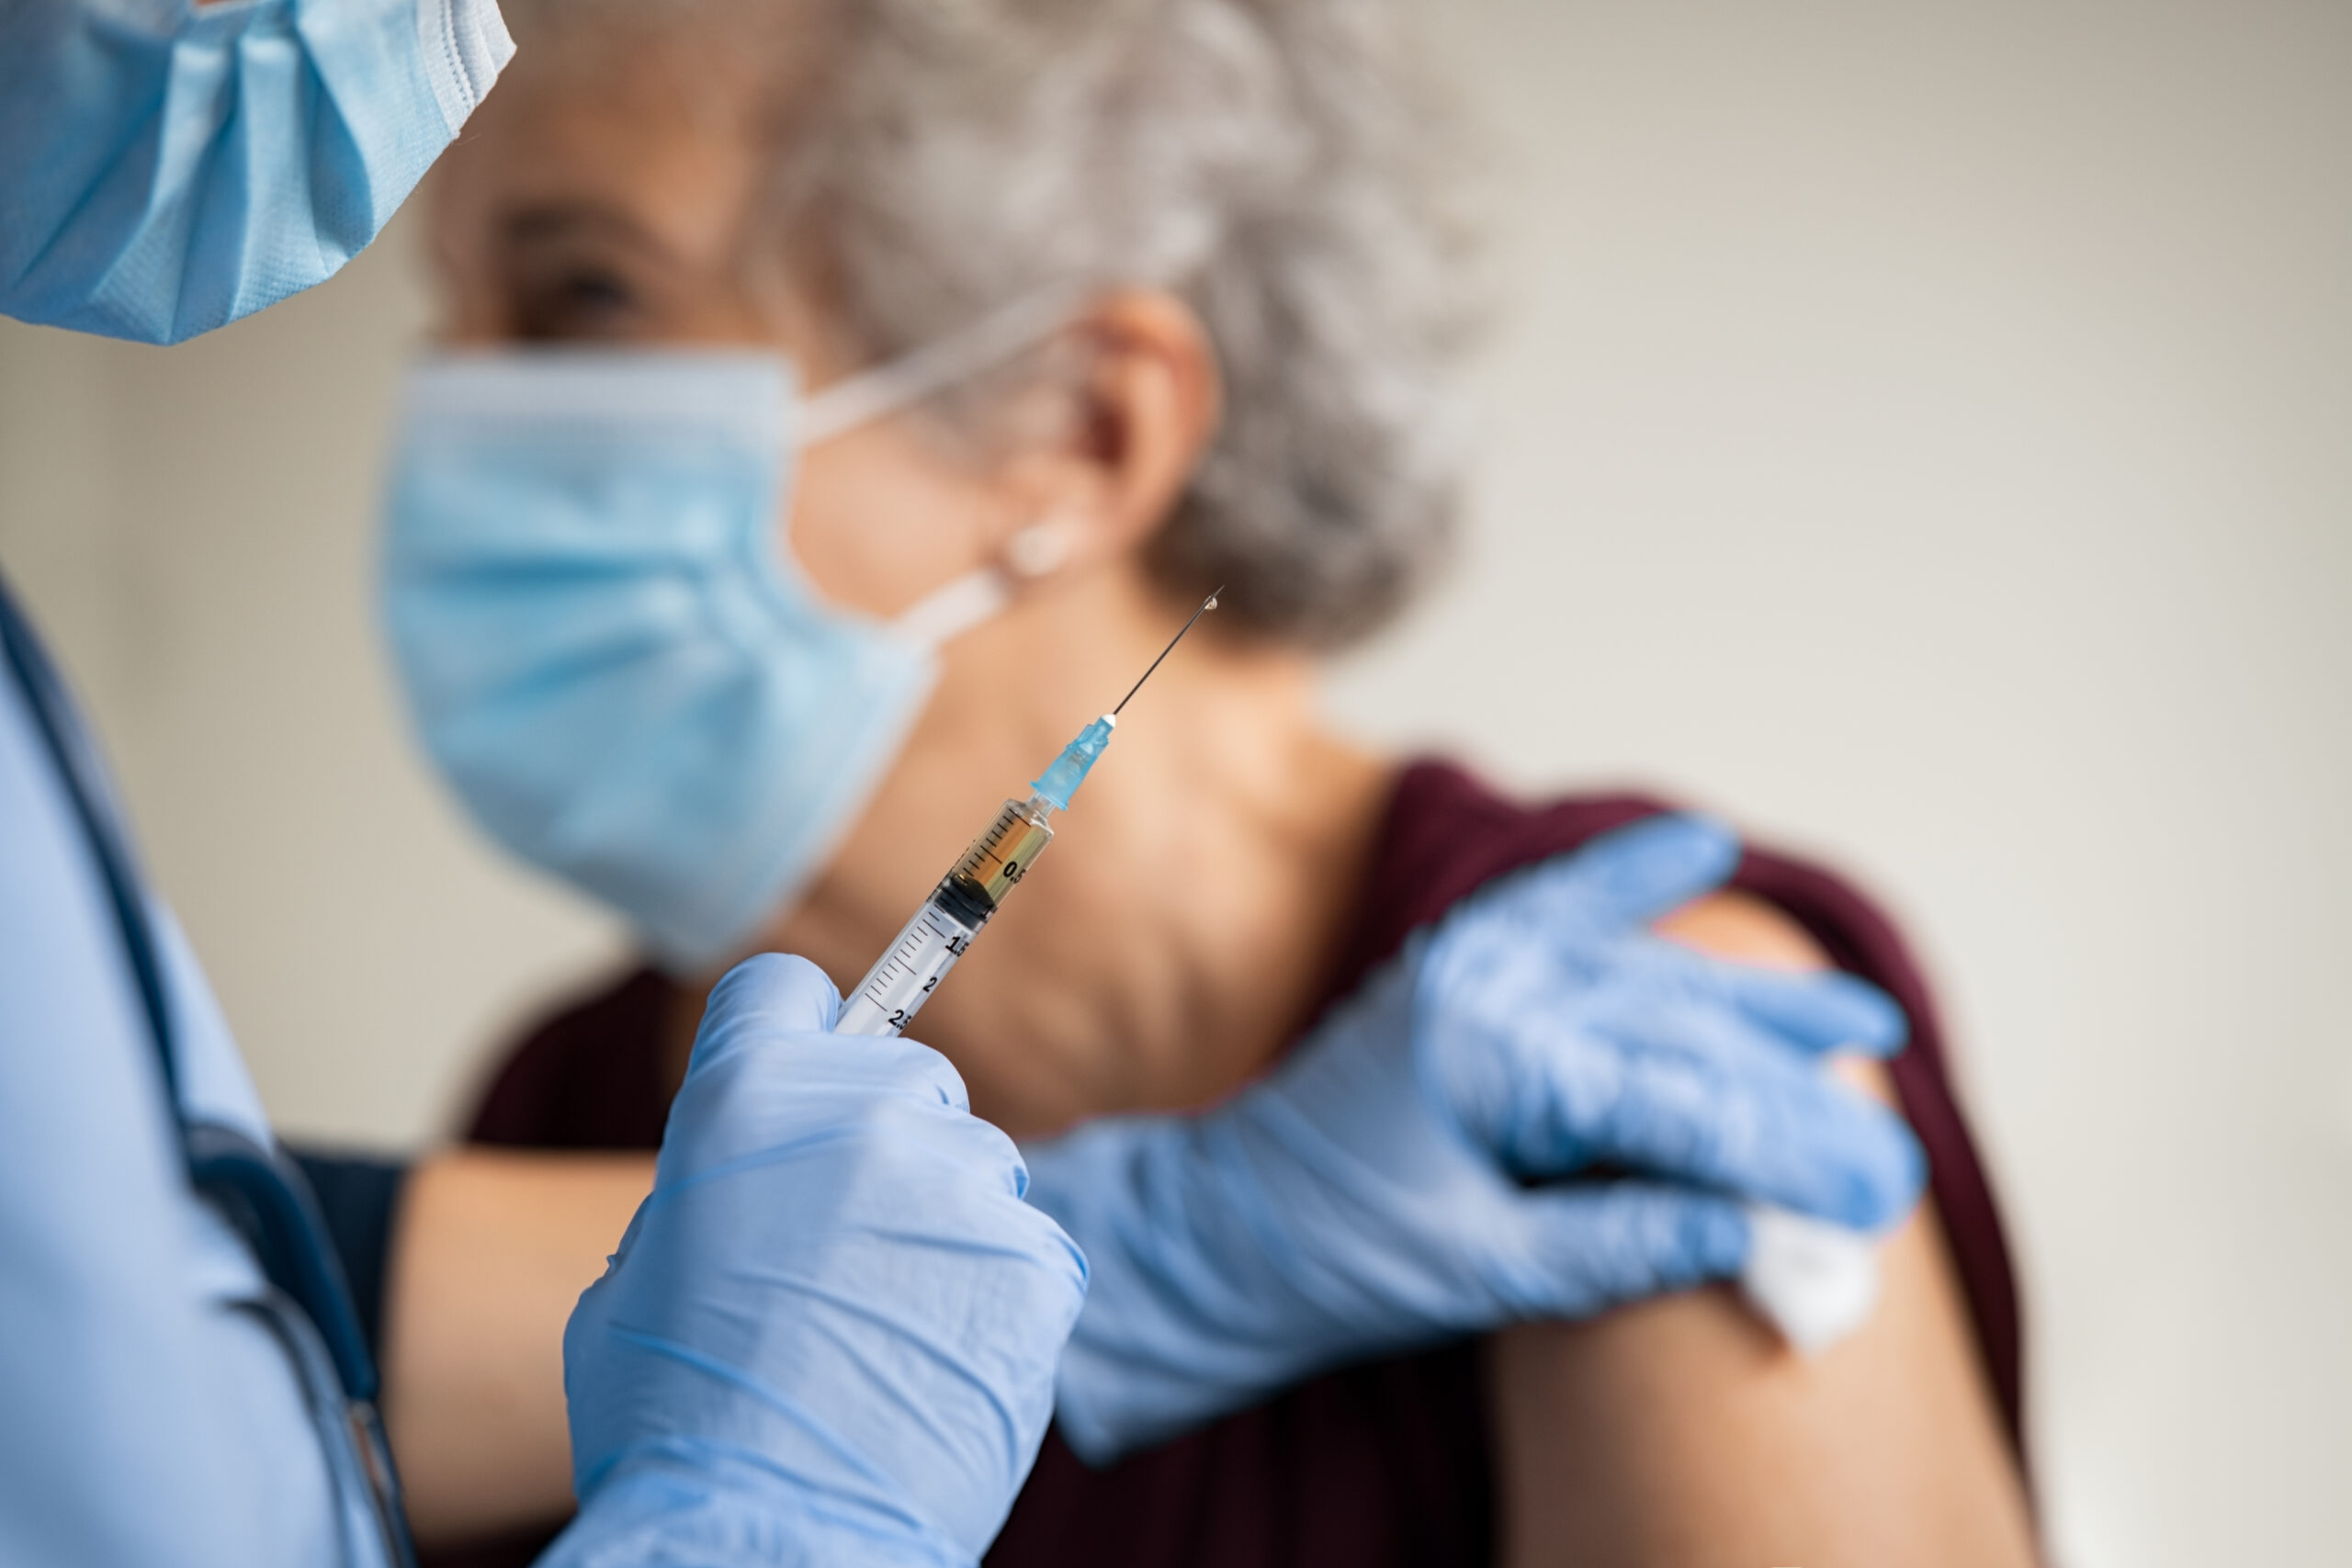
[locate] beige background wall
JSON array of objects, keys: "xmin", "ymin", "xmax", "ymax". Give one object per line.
[{"xmin": 1, "ymin": 1, "xmax": 2344, "ymax": 1562}]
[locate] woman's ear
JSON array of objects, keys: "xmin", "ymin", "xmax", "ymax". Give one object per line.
[{"xmin": 990, "ymin": 289, "xmax": 1222, "ymax": 580}]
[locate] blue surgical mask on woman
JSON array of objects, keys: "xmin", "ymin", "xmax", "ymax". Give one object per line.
[{"xmin": 379, "ymin": 295, "xmax": 1073, "ymax": 970}]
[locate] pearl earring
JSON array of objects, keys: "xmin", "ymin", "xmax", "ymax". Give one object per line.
[{"xmin": 1004, "ymin": 514, "xmax": 1079, "ymax": 579}]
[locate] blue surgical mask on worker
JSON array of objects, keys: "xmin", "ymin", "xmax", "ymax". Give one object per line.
[
  {"xmin": 0, "ymin": 0, "xmax": 510, "ymax": 343},
  {"xmin": 379, "ymin": 297, "xmax": 1074, "ymax": 969}
]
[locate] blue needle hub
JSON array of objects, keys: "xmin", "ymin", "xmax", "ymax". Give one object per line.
[{"xmin": 1030, "ymin": 715, "xmax": 1115, "ymax": 811}]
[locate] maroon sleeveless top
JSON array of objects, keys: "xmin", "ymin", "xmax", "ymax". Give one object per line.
[{"xmin": 441, "ymin": 762, "xmax": 2025, "ymax": 1568}]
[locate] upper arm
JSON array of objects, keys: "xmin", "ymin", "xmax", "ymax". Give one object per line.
[
  {"xmin": 1484, "ymin": 891, "xmax": 2040, "ymax": 1568},
  {"xmin": 383, "ymin": 1148, "xmax": 654, "ymax": 1546}
]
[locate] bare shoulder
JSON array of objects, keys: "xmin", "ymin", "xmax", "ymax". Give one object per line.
[
  {"xmin": 1652, "ymin": 888, "xmax": 1826, "ymax": 971},
  {"xmin": 1650, "ymin": 891, "xmax": 1891, "ymax": 1101},
  {"xmin": 1482, "ymin": 893, "xmax": 2042, "ymax": 1566}
]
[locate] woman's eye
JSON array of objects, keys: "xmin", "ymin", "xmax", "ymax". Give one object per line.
[{"xmin": 513, "ymin": 265, "xmax": 647, "ymax": 340}]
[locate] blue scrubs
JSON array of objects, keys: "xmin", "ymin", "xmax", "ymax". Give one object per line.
[
  {"xmin": 0, "ymin": 645, "xmax": 397, "ymax": 1562},
  {"xmin": 0, "ymin": 0, "xmax": 512, "ymax": 1555}
]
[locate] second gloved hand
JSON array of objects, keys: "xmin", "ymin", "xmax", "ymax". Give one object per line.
[
  {"xmin": 542, "ymin": 954, "xmax": 1087, "ymax": 1568},
  {"xmin": 1024, "ymin": 814, "xmax": 1924, "ymax": 1463}
]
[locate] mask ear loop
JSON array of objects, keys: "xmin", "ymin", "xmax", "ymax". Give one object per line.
[
  {"xmin": 807, "ymin": 284, "xmax": 1094, "ymax": 649},
  {"xmin": 881, "ymin": 505, "xmax": 1085, "ymax": 649},
  {"xmin": 797, "ymin": 282, "xmax": 1092, "ymax": 446},
  {"xmin": 891, "ymin": 570, "xmax": 1012, "ymax": 649}
]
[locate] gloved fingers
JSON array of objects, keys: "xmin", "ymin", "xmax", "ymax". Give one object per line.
[
  {"xmin": 1591, "ymin": 1033, "xmax": 1927, "ymax": 1230},
  {"xmin": 1430, "ymin": 924, "xmax": 1905, "ymax": 1068},
  {"xmin": 910, "ymin": 1087, "xmax": 1065, "ymax": 1210},
  {"xmin": 686, "ymin": 953, "xmax": 842, "ymax": 1077},
  {"xmin": 1456, "ymin": 998, "xmax": 1925, "ymax": 1230},
  {"xmin": 562, "ymin": 1094, "xmax": 1088, "ymax": 1558},
  {"xmin": 1450, "ymin": 813, "xmax": 1743, "ymax": 939},
  {"xmin": 689, "ymin": 953, "xmax": 973, "ymax": 1111},
  {"xmin": 663, "ymin": 1032, "xmax": 986, "ymax": 1193},
  {"xmin": 659, "ymin": 955, "xmax": 981, "ymax": 1190},
  {"xmin": 1510, "ymin": 1182, "xmax": 1750, "ymax": 1315},
  {"xmin": 1706, "ymin": 961, "xmax": 1909, "ymax": 1058}
]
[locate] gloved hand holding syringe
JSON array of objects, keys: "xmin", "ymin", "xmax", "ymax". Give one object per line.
[{"xmin": 831, "ymin": 587, "xmax": 1913, "ymax": 1430}]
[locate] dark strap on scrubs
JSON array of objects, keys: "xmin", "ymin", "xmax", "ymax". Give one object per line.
[
  {"xmin": 289, "ymin": 1148, "xmax": 412, "ymax": 1358},
  {"xmin": 0, "ymin": 566, "xmax": 182, "ymax": 1101}
]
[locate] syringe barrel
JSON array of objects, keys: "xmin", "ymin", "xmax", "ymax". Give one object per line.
[
  {"xmin": 833, "ymin": 796, "xmax": 1055, "ymax": 1038},
  {"xmin": 832, "ymin": 883, "xmax": 989, "ymax": 1037}
]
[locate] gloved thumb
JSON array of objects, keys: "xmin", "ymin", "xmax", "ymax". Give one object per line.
[
  {"xmin": 686, "ymin": 952, "xmax": 842, "ymax": 1077},
  {"xmin": 1466, "ymin": 814, "xmax": 1743, "ymax": 937},
  {"xmin": 1561, "ymin": 813, "xmax": 1745, "ymax": 927},
  {"xmin": 1511, "ymin": 1182, "xmax": 1749, "ymax": 1316}
]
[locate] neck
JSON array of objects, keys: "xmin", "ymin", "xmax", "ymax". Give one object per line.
[{"xmin": 744, "ymin": 567, "xmax": 1395, "ymax": 1136}]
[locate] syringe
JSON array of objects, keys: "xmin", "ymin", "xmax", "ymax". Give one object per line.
[{"xmin": 834, "ymin": 591, "xmax": 1220, "ymax": 1039}]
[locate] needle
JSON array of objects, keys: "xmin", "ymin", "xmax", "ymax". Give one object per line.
[{"xmin": 1113, "ymin": 588, "xmax": 1222, "ymax": 716}]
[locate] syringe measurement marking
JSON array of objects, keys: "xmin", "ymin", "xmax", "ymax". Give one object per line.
[
  {"xmin": 858, "ymin": 910, "xmax": 971, "ymax": 1004},
  {"xmin": 962, "ymin": 818, "xmax": 1019, "ymax": 882},
  {"xmin": 956, "ymin": 806, "xmax": 1051, "ymax": 898}
]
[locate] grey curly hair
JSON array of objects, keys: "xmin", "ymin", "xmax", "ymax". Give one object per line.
[{"xmin": 523, "ymin": 0, "xmax": 1478, "ymax": 648}]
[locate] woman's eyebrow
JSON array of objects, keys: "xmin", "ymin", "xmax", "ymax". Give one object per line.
[{"xmin": 499, "ymin": 201, "xmax": 677, "ymax": 265}]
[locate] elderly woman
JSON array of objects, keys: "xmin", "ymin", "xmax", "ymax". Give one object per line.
[{"xmin": 376, "ymin": 0, "xmax": 2039, "ymax": 1563}]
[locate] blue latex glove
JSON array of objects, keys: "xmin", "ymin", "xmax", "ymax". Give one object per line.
[
  {"xmin": 0, "ymin": 0, "xmax": 510, "ymax": 344},
  {"xmin": 1024, "ymin": 813, "xmax": 1924, "ymax": 1462},
  {"xmin": 543, "ymin": 954, "xmax": 1088, "ymax": 1568}
]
